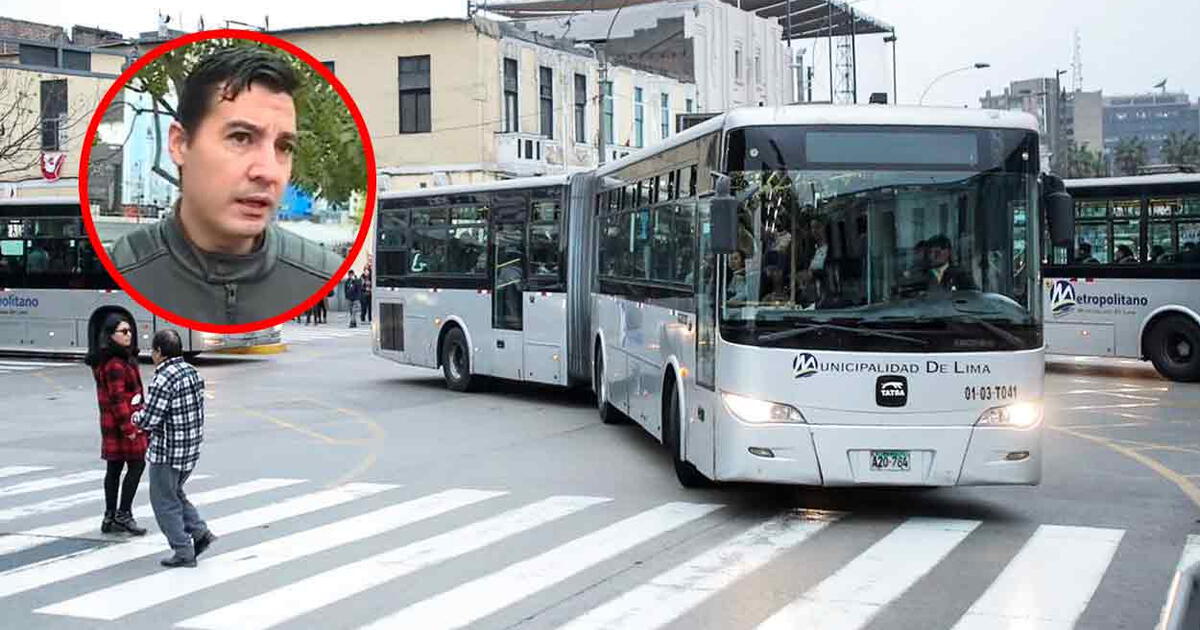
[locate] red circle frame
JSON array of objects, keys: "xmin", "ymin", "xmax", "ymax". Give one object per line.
[{"xmin": 78, "ymin": 29, "xmax": 377, "ymax": 334}]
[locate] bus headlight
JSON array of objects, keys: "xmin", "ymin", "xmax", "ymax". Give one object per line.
[
  {"xmin": 721, "ymin": 392, "xmax": 806, "ymax": 424},
  {"xmin": 975, "ymin": 401, "xmax": 1043, "ymax": 429},
  {"xmin": 200, "ymin": 333, "xmax": 223, "ymax": 347}
]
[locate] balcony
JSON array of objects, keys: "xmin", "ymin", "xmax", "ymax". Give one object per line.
[{"xmin": 495, "ymin": 132, "xmax": 599, "ymax": 176}]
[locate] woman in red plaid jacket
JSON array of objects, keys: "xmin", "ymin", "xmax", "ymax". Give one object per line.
[{"xmin": 84, "ymin": 313, "xmax": 149, "ymax": 535}]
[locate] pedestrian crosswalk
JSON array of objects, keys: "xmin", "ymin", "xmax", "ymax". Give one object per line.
[
  {"xmin": 0, "ymin": 358, "xmax": 77, "ymax": 376},
  {"xmin": 282, "ymin": 322, "xmax": 372, "ymax": 344},
  {"xmin": 0, "ymin": 466, "xmax": 1188, "ymax": 629}
]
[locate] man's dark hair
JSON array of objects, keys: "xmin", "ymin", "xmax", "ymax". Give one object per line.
[
  {"xmin": 925, "ymin": 235, "xmax": 952, "ymax": 251},
  {"xmin": 152, "ymin": 329, "xmax": 184, "ymax": 359},
  {"xmin": 177, "ymin": 45, "xmax": 299, "ymax": 137}
]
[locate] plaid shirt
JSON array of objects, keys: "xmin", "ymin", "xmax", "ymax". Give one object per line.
[{"xmin": 132, "ymin": 357, "xmax": 205, "ymax": 472}]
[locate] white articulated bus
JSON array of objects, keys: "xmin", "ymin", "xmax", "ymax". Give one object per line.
[
  {"xmin": 0, "ymin": 198, "xmax": 279, "ymax": 356},
  {"xmin": 1043, "ymin": 173, "xmax": 1200, "ymax": 381},
  {"xmin": 373, "ymin": 105, "xmax": 1071, "ymax": 488}
]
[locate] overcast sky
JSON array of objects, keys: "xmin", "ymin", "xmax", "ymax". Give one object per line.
[{"xmin": 2, "ymin": 0, "xmax": 1197, "ymax": 108}]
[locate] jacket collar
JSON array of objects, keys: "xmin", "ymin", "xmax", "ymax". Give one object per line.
[
  {"xmin": 154, "ymin": 356, "xmax": 187, "ymax": 373},
  {"xmin": 159, "ymin": 201, "xmax": 279, "ymax": 284}
]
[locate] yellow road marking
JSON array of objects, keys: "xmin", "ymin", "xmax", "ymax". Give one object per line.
[{"xmin": 1051, "ymin": 425, "xmax": 1200, "ymax": 509}]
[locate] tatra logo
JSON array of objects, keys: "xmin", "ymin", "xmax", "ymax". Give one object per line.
[
  {"xmin": 1050, "ymin": 280, "xmax": 1076, "ymax": 314},
  {"xmin": 876, "ymin": 375, "xmax": 908, "ymax": 407},
  {"xmin": 793, "ymin": 352, "xmax": 819, "ymax": 378}
]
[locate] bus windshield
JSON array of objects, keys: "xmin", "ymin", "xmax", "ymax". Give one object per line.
[{"xmin": 721, "ymin": 125, "xmax": 1042, "ymax": 353}]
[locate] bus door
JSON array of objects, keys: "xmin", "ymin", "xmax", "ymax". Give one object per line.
[
  {"xmin": 491, "ymin": 192, "xmax": 526, "ymax": 380},
  {"xmin": 522, "ymin": 189, "xmax": 567, "ymax": 385}
]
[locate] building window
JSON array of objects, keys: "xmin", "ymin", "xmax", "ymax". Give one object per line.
[
  {"xmin": 40, "ymin": 79, "xmax": 67, "ymax": 151},
  {"xmin": 603, "ymin": 81, "xmax": 614, "ymax": 145},
  {"xmin": 734, "ymin": 48, "xmax": 742, "ymax": 82},
  {"xmin": 574, "ymin": 73, "xmax": 587, "ymax": 143},
  {"xmin": 686, "ymin": 97, "xmax": 694, "ymax": 113},
  {"xmin": 634, "ymin": 87, "xmax": 644, "ymax": 147},
  {"xmin": 398, "ymin": 55, "xmax": 431, "ymax": 134},
  {"xmin": 660, "ymin": 92, "xmax": 670, "ymax": 138},
  {"xmin": 321, "ymin": 60, "xmax": 336, "ymax": 75},
  {"xmin": 539, "ymin": 66, "xmax": 553, "ymax": 139},
  {"xmin": 20, "ymin": 44, "xmax": 57, "ymax": 68},
  {"xmin": 503, "ymin": 57, "xmax": 519, "ymax": 133},
  {"xmin": 754, "ymin": 52, "xmax": 762, "ymax": 84},
  {"xmin": 63, "ymin": 50, "xmax": 91, "ymax": 72}
]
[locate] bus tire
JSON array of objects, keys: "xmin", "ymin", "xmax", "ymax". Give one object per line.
[
  {"xmin": 595, "ymin": 346, "xmax": 622, "ymax": 424},
  {"xmin": 1146, "ymin": 314, "xmax": 1200, "ymax": 382},
  {"xmin": 665, "ymin": 378, "xmax": 713, "ymax": 489},
  {"xmin": 440, "ymin": 327, "xmax": 474, "ymax": 392}
]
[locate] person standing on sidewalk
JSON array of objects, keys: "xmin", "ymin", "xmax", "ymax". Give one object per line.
[
  {"xmin": 132, "ymin": 329, "xmax": 216, "ymax": 568},
  {"xmin": 359, "ymin": 267, "xmax": 372, "ymax": 324},
  {"xmin": 344, "ymin": 269, "xmax": 362, "ymax": 328},
  {"xmin": 85, "ymin": 313, "xmax": 149, "ymax": 536}
]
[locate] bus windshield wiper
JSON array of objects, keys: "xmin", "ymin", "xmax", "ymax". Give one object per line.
[{"xmin": 756, "ymin": 322, "xmax": 928, "ymax": 346}]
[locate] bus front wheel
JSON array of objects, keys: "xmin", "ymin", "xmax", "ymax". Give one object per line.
[
  {"xmin": 665, "ymin": 380, "xmax": 713, "ymax": 489},
  {"xmin": 595, "ymin": 347, "xmax": 622, "ymax": 424},
  {"xmin": 1147, "ymin": 315, "xmax": 1200, "ymax": 382},
  {"xmin": 440, "ymin": 327, "xmax": 474, "ymax": 392}
]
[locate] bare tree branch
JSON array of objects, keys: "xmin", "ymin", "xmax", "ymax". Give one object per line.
[{"xmin": 149, "ymin": 97, "xmax": 179, "ymax": 187}]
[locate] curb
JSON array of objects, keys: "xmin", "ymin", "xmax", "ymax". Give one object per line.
[{"xmin": 213, "ymin": 343, "xmax": 288, "ymax": 355}]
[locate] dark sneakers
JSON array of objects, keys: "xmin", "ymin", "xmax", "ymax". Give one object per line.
[
  {"xmin": 159, "ymin": 553, "xmax": 197, "ymax": 568},
  {"xmin": 112, "ymin": 511, "xmax": 147, "ymax": 536},
  {"xmin": 193, "ymin": 531, "xmax": 218, "ymax": 557},
  {"xmin": 100, "ymin": 511, "xmax": 115, "ymax": 534}
]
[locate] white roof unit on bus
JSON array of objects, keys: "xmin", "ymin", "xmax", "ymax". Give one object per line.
[
  {"xmin": 721, "ymin": 104, "xmax": 1039, "ymax": 133},
  {"xmin": 1065, "ymin": 173, "xmax": 1200, "ymax": 189},
  {"xmin": 378, "ymin": 174, "xmax": 571, "ymax": 202}
]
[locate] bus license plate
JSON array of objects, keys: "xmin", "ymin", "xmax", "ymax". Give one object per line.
[{"xmin": 870, "ymin": 450, "xmax": 911, "ymax": 471}]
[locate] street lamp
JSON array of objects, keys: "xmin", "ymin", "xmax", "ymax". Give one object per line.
[
  {"xmin": 918, "ymin": 63, "xmax": 991, "ymax": 105},
  {"xmin": 883, "ymin": 31, "xmax": 897, "ymax": 105}
]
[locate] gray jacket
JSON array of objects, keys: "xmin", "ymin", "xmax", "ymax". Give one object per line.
[{"xmin": 108, "ymin": 211, "xmax": 341, "ymax": 325}]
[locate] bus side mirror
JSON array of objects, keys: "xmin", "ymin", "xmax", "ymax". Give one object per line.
[
  {"xmin": 711, "ymin": 175, "xmax": 737, "ymax": 255},
  {"xmin": 1043, "ymin": 174, "xmax": 1074, "ymax": 245}
]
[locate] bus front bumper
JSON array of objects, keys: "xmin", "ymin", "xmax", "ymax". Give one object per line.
[{"xmin": 716, "ymin": 420, "xmax": 1042, "ymax": 487}]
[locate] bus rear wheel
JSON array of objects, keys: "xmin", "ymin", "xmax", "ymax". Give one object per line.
[
  {"xmin": 665, "ymin": 380, "xmax": 713, "ymax": 489},
  {"xmin": 440, "ymin": 327, "xmax": 474, "ymax": 392},
  {"xmin": 1147, "ymin": 315, "xmax": 1200, "ymax": 382}
]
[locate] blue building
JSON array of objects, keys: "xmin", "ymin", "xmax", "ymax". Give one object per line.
[{"xmin": 1103, "ymin": 92, "xmax": 1200, "ymax": 164}]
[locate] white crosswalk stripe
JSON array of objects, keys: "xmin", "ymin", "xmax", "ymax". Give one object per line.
[
  {"xmin": 0, "ymin": 471, "xmax": 106, "ymax": 499},
  {"xmin": 0, "ymin": 466, "xmax": 53, "ymax": 481},
  {"xmin": 360, "ymin": 501, "xmax": 723, "ymax": 630},
  {"xmin": 282, "ymin": 324, "xmax": 370, "ymax": 344},
  {"xmin": 561, "ymin": 509, "xmax": 841, "ymax": 630},
  {"xmin": 0, "ymin": 482, "xmax": 394, "ymax": 599},
  {"xmin": 0, "ymin": 468, "xmax": 1190, "ymax": 630},
  {"xmin": 757, "ymin": 518, "xmax": 981, "ymax": 630},
  {"xmin": 178, "ymin": 495, "xmax": 609, "ymax": 630},
  {"xmin": 0, "ymin": 475, "xmax": 266, "ymax": 556},
  {"xmin": 0, "ymin": 359, "xmax": 76, "ymax": 375},
  {"xmin": 37, "ymin": 488, "xmax": 505, "ymax": 620},
  {"xmin": 951, "ymin": 525, "xmax": 1124, "ymax": 629}
]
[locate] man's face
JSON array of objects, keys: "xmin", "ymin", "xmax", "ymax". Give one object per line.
[
  {"xmin": 169, "ymin": 83, "xmax": 297, "ymax": 241},
  {"xmin": 929, "ymin": 246, "xmax": 951, "ymax": 267}
]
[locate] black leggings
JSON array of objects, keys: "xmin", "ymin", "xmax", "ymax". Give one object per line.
[{"xmin": 104, "ymin": 460, "xmax": 145, "ymax": 513}]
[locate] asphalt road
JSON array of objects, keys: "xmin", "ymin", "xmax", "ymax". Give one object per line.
[{"xmin": 0, "ymin": 317, "xmax": 1196, "ymax": 630}]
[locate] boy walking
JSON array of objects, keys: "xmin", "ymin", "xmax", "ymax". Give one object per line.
[{"xmin": 132, "ymin": 329, "xmax": 217, "ymax": 568}]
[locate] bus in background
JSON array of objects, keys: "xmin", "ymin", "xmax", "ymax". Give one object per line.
[
  {"xmin": 372, "ymin": 105, "xmax": 1070, "ymax": 489},
  {"xmin": 1043, "ymin": 174, "xmax": 1200, "ymax": 382},
  {"xmin": 0, "ymin": 198, "xmax": 279, "ymax": 356}
]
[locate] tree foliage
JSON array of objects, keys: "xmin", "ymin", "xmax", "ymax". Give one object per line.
[
  {"xmin": 1113, "ymin": 136, "xmax": 1148, "ymax": 176},
  {"xmin": 1062, "ymin": 142, "xmax": 1107, "ymax": 179},
  {"xmin": 1162, "ymin": 131, "xmax": 1200, "ymax": 167},
  {"xmin": 127, "ymin": 38, "xmax": 366, "ymax": 208}
]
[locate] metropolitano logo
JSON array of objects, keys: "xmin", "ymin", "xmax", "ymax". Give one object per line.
[
  {"xmin": 1050, "ymin": 280, "xmax": 1077, "ymax": 315},
  {"xmin": 793, "ymin": 352, "xmax": 819, "ymax": 378}
]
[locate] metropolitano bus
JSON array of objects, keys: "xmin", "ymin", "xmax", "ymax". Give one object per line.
[
  {"xmin": 372, "ymin": 105, "xmax": 1072, "ymax": 488},
  {"xmin": 1042, "ymin": 173, "xmax": 1200, "ymax": 382},
  {"xmin": 0, "ymin": 197, "xmax": 279, "ymax": 356}
]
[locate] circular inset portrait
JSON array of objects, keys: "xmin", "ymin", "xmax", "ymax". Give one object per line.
[{"xmin": 81, "ymin": 30, "xmax": 375, "ymax": 332}]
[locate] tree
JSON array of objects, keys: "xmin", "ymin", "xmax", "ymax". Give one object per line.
[
  {"xmin": 125, "ymin": 38, "xmax": 366, "ymax": 207},
  {"xmin": 1162, "ymin": 131, "xmax": 1200, "ymax": 166},
  {"xmin": 1063, "ymin": 142, "xmax": 1107, "ymax": 178},
  {"xmin": 0, "ymin": 73, "xmax": 94, "ymax": 178},
  {"xmin": 1113, "ymin": 136, "xmax": 1148, "ymax": 176}
]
